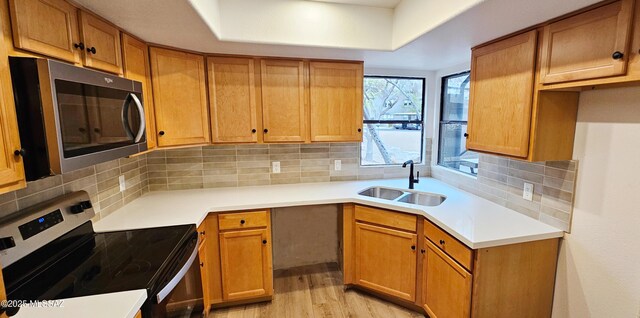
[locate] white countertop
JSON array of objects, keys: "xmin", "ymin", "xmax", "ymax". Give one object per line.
[
  {"xmin": 14, "ymin": 289, "xmax": 146, "ymax": 318},
  {"xmin": 95, "ymin": 178, "xmax": 564, "ymax": 249}
]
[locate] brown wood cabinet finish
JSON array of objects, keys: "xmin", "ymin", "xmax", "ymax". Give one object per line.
[
  {"xmin": 218, "ymin": 211, "xmax": 268, "ymax": 231},
  {"xmin": 150, "ymin": 47, "xmax": 210, "ymax": 147},
  {"xmin": 219, "ymin": 227, "xmax": 273, "ymax": 301},
  {"xmin": 309, "ymin": 61, "xmax": 363, "ymax": 142},
  {"xmin": 260, "ymin": 59, "xmax": 307, "ymax": 143},
  {"xmin": 8, "ymin": 0, "xmax": 81, "ymax": 63},
  {"xmin": 539, "ymin": 0, "xmax": 635, "ymax": 84},
  {"xmin": 354, "ymin": 222, "xmax": 417, "ymax": 302},
  {"xmin": 78, "ymin": 11, "xmax": 122, "ymax": 74},
  {"xmin": 121, "ymin": 34, "xmax": 156, "ymax": 149},
  {"xmin": 198, "ymin": 238, "xmax": 211, "ymax": 316},
  {"xmin": 424, "ymin": 220, "xmax": 474, "ymax": 271},
  {"xmin": 423, "ymin": 239, "xmax": 472, "ymax": 318},
  {"xmin": 467, "ymin": 30, "xmax": 538, "ymax": 158},
  {"xmin": 208, "ymin": 57, "xmax": 258, "ymax": 143}
]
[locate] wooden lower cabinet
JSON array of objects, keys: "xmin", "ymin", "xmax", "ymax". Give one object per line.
[
  {"xmin": 354, "ymin": 222, "xmax": 417, "ymax": 302},
  {"xmin": 197, "ymin": 223, "xmax": 211, "ymax": 316},
  {"xmin": 422, "ymin": 239, "xmax": 472, "ymax": 318},
  {"xmin": 200, "ymin": 210, "xmax": 273, "ymax": 308}
]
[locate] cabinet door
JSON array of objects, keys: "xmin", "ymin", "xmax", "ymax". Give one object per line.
[
  {"xmin": 122, "ymin": 34, "xmax": 156, "ymax": 149},
  {"xmin": 423, "ymin": 240, "xmax": 472, "ymax": 318},
  {"xmin": 260, "ymin": 59, "xmax": 307, "ymax": 142},
  {"xmin": 8, "ymin": 0, "xmax": 81, "ymax": 63},
  {"xmin": 467, "ymin": 30, "xmax": 537, "ymax": 158},
  {"xmin": 0, "ymin": 34, "xmax": 26, "ymax": 194},
  {"xmin": 198, "ymin": 239, "xmax": 211, "ymax": 316},
  {"xmin": 79, "ymin": 11, "xmax": 123, "ymax": 74},
  {"xmin": 540, "ymin": 0, "xmax": 634, "ymax": 84},
  {"xmin": 208, "ymin": 57, "xmax": 258, "ymax": 143},
  {"xmin": 150, "ymin": 48, "xmax": 210, "ymax": 147},
  {"xmin": 219, "ymin": 228, "xmax": 273, "ymax": 301},
  {"xmin": 354, "ymin": 222, "xmax": 417, "ymax": 302},
  {"xmin": 309, "ymin": 62, "xmax": 363, "ymax": 142}
]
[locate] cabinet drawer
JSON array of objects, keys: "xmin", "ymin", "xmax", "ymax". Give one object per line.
[
  {"xmin": 424, "ymin": 220, "xmax": 473, "ymax": 271},
  {"xmin": 218, "ymin": 211, "xmax": 268, "ymax": 231},
  {"xmin": 355, "ymin": 205, "xmax": 416, "ymax": 233}
]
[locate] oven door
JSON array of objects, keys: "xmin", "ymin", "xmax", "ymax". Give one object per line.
[
  {"xmin": 147, "ymin": 234, "xmax": 204, "ymax": 318},
  {"xmin": 44, "ymin": 59, "xmax": 148, "ymax": 174}
]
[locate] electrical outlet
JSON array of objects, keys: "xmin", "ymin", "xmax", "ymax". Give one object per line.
[
  {"xmin": 272, "ymin": 161, "xmax": 280, "ymax": 174},
  {"xmin": 523, "ymin": 182, "xmax": 534, "ymax": 201},
  {"xmin": 119, "ymin": 175, "xmax": 126, "ymax": 192},
  {"xmin": 334, "ymin": 160, "xmax": 342, "ymax": 171}
]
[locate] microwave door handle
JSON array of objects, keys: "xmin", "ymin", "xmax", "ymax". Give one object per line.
[
  {"xmin": 129, "ymin": 93, "xmax": 146, "ymax": 143},
  {"xmin": 121, "ymin": 94, "xmax": 135, "ymax": 140}
]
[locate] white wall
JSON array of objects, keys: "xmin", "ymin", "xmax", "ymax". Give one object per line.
[{"xmin": 552, "ymin": 87, "xmax": 640, "ymax": 318}]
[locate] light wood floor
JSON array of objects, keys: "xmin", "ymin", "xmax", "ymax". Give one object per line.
[{"xmin": 209, "ymin": 263, "xmax": 424, "ymax": 318}]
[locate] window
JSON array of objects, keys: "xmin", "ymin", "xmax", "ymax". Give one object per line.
[
  {"xmin": 361, "ymin": 76, "xmax": 425, "ymax": 166},
  {"xmin": 438, "ymin": 71, "xmax": 478, "ymax": 176}
]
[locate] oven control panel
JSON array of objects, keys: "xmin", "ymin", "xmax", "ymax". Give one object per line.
[{"xmin": 18, "ymin": 209, "xmax": 64, "ymax": 240}]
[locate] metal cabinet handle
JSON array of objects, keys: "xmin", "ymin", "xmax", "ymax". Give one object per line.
[
  {"xmin": 159, "ymin": 131, "xmax": 165, "ymax": 136},
  {"xmin": 612, "ymin": 51, "xmax": 624, "ymax": 60},
  {"xmin": 74, "ymin": 42, "xmax": 85, "ymax": 50},
  {"xmin": 263, "ymin": 129, "xmax": 268, "ymax": 133},
  {"xmin": 262, "ymin": 239, "xmax": 267, "ymax": 245},
  {"xmin": 439, "ymin": 240, "xmax": 445, "ymax": 245},
  {"xmin": 240, "ymin": 219, "xmax": 246, "ymax": 224},
  {"xmin": 411, "ymin": 245, "xmax": 416, "ymax": 250},
  {"xmin": 13, "ymin": 149, "xmax": 25, "ymax": 157},
  {"xmin": 87, "ymin": 47, "xmax": 97, "ymax": 54},
  {"xmin": 252, "ymin": 129, "xmax": 257, "ymax": 133}
]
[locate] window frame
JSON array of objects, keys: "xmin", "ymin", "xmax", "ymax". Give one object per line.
[
  {"xmin": 360, "ymin": 75, "xmax": 426, "ymax": 167},
  {"xmin": 437, "ymin": 70, "xmax": 477, "ymax": 176}
]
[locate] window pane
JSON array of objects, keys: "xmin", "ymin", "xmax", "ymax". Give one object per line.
[
  {"xmin": 441, "ymin": 73, "xmax": 470, "ymax": 122},
  {"xmin": 364, "ymin": 77, "xmax": 424, "ymax": 121},
  {"xmin": 361, "ymin": 124, "xmax": 423, "ymax": 166},
  {"xmin": 438, "ymin": 123, "xmax": 478, "ymax": 176}
]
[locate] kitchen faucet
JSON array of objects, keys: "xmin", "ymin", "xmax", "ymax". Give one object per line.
[{"xmin": 402, "ymin": 160, "xmax": 419, "ymax": 189}]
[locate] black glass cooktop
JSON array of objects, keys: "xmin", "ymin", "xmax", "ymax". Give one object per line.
[{"xmin": 4, "ymin": 222, "xmax": 196, "ymax": 302}]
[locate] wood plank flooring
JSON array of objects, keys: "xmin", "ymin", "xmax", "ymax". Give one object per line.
[{"xmin": 209, "ymin": 263, "xmax": 425, "ymax": 318}]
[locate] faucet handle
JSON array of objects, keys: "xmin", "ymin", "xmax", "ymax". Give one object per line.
[{"xmin": 415, "ymin": 171, "xmax": 420, "ymax": 183}]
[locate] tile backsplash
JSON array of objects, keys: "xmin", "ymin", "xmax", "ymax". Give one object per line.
[
  {"xmin": 0, "ymin": 155, "xmax": 149, "ymax": 221},
  {"xmin": 431, "ymin": 153, "xmax": 578, "ymax": 232},
  {"xmin": 0, "ymin": 137, "xmax": 576, "ymax": 232},
  {"xmin": 146, "ymin": 142, "xmax": 431, "ymax": 190}
]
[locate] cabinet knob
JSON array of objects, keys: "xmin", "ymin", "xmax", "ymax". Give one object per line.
[
  {"xmin": 87, "ymin": 47, "xmax": 97, "ymax": 54},
  {"xmin": 252, "ymin": 129, "xmax": 257, "ymax": 133},
  {"xmin": 262, "ymin": 239, "xmax": 267, "ymax": 245},
  {"xmin": 612, "ymin": 51, "xmax": 624, "ymax": 60},
  {"xmin": 200, "ymin": 262, "xmax": 204, "ymax": 267},
  {"xmin": 439, "ymin": 239, "xmax": 445, "ymax": 245},
  {"xmin": 13, "ymin": 149, "xmax": 25, "ymax": 157},
  {"xmin": 411, "ymin": 245, "xmax": 416, "ymax": 251},
  {"xmin": 159, "ymin": 131, "xmax": 165, "ymax": 136},
  {"xmin": 199, "ymin": 231, "xmax": 205, "ymax": 236},
  {"xmin": 357, "ymin": 128, "xmax": 362, "ymax": 132},
  {"xmin": 240, "ymin": 219, "xmax": 246, "ymax": 224},
  {"xmin": 421, "ymin": 249, "xmax": 426, "ymax": 254},
  {"xmin": 74, "ymin": 42, "xmax": 85, "ymax": 50},
  {"xmin": 463, "ymin": 133, "xmax": 469, "ymax": 138},
  {"xmin": 263, "ymin": 129, "xmax": 268, "ymax": 133}
]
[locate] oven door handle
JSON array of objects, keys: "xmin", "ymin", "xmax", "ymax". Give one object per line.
[
  {"xmin": 156, "ymin": 238, "xmax": 199, "ymax": 303},
  {"xmin": 129, "ymin": 93, "xmax": 146, "ymax": 143}
]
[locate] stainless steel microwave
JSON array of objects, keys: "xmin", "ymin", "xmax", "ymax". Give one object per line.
[{"xmin": 9, "ymin": 57, "xmax": 147, "ymax": 181}]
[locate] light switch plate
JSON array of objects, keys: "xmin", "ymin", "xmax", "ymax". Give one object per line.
[
  {"xmin": 334, "ymin": 160, "xmax": 342, "ymax": 171},
  {"xmin": 523, "ymin": 182, "xmax": 534, "ymax": 201},
  {"xmin": 119, "ymin": 175, "xmax": 126, "ymax": 192},
  {"xmin": 272, "ymin": 161, "xmax": 280, "ymax": 174}
]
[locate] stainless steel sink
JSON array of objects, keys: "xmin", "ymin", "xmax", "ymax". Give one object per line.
[
  {"xmin": 358, "ymin": 187, "xmax": 405, "ymax": 200},
  {"xmin": 397, "ymin": 192, "xmax": 446, "ymax": 207}
]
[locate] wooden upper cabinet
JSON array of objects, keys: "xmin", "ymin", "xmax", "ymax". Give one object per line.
[
  {"xmin": 78, "ymin": 11, "xmax": 122, "ymax": 74},
  {"xmin": 208, "ymin": 57, "xmax": 258, "ymax": 143},
  {"xmin": 219, "ymin": 228, "xmax": 273, "ymax": 301},
  {"xmin": 8, "ymin": 0, "xmax": 82, "ymax": 63},
  {"xmin": 0, "ymin": 29, "xmax": 26, "ymax": 194},
  {"xmin": 150, "ymin": 47, "xmax": 210, "ymax": 147},
  {"xmin": 122, "ymin": 34, "xmax": 156, "ymax": 149},
  {"xmin": 309, "ymin": 61, "xmax": 363, "ymax": 142},
  {"xmin": 354, "ymin": 222, "xmax": 417, "ymax": 302},
  {"xmin": 422, "ymin": 240, "xmax": 472, "ymax": 318},
  {"xmin": 467, "ymin": 30, "xmax": 537, "ymax": 158},
  {"xmin": 260, "ymin": 59, "xmax": 307, "ymax": 143},
  {"xmin": 540, "ymin": 0, "xmax": 635, "ymax": 84}
]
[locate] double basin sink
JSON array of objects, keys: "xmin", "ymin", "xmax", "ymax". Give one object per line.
[{"xmin": 358, "ymin": 187, "xmax": 446, "ymax": 207}]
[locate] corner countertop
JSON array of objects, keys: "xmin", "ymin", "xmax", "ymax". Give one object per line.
[
  {"xmin": 94, "ymin": 178, "xmax": 563, "ymax": 249},
  {"xmin": 13, "ymin": 289, "xmax": 146, "ymax": 318}
]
